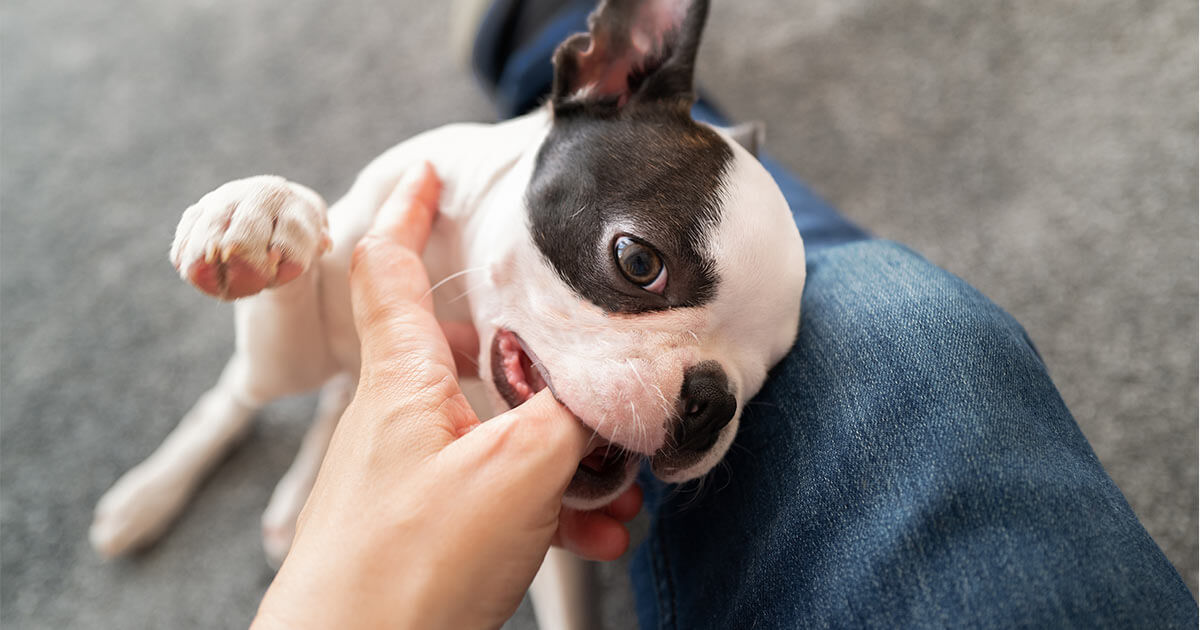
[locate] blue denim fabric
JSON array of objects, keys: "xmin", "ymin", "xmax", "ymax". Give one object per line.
[
  {"xmin": 630, "ymin": 240, "xmax": 1197, "ymax": 628},
  {"xmin": 472, "ymin": 0, "xmax": 597, "ymax": 118},
  {"xmin": 471, "ymin": 5, "xmax": 1198, "ymax": 627}
]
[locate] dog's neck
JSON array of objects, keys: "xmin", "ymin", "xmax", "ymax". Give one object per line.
[
  {"xmin": 413, "ymin": 109, "xmax": 553, "ymax": 326},
  {"xmin": 446, "ymin": 108, "xmax": 552, "ymax": 224}
]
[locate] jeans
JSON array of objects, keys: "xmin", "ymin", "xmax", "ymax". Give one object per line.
[
  {"xmin": 632, "ymin": 239, "xmax": 1196, "ymax": 628},
  {"xmin": 472, "ymin": 3, "xmax": 1198, "ymax": 627}
]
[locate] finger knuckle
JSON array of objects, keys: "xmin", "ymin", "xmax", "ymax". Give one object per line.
[
  {"xmin": 389, "ymin": 243, "xmax": 424, "ymax": 270},
  {"xmin": 500, "ymin": 411, "xmax": 550, "ymax": 453},
  {"xmin": 349, "ymin": 235, "xmax": 382, "ymax": 275},
  {"xmin": 362, "ymin": 358, "xmax": 459, "ymax": 414},
  {"xmin": 419, "ymin": 370, "xmax": 467, "ymax": 415},
  {"xmin": 351, "ymin": 234, "xmax": 424, "ymax": 275}
]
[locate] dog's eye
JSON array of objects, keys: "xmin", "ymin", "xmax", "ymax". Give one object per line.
[{"xmin": 614, "ymin": 236, "xmax": 666, "ymax": 294}]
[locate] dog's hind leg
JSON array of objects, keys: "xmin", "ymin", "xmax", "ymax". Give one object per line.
[
  {"xmin": 89, "ymin": 354, "xmax": 262, "ymax": 557},
  {"xmin": 90, "ymin": 285, "xmax": 337, "ymax": 557},
  {"xmin": 260, "ymin": 372, "xmax": 355, "ymax": 566}
]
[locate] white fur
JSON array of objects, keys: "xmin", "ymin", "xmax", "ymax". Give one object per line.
[{"xmin": 90, "ymin": 107, "xmax": 805, "ymax": 630}]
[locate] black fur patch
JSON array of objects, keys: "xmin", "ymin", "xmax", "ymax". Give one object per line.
[{"xmin": 525, "ymin": 107, "xmax": 733, "ymax": 313}]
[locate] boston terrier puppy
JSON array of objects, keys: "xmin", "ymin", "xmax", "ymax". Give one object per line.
[{"xmin": 91, "ymin": 0, "xmax": 805, "ymax": 626}]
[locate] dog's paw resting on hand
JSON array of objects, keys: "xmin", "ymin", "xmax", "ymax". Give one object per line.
[{"xmin": 169, "ymin": 176, "xmax": 331, "ymax": 300}]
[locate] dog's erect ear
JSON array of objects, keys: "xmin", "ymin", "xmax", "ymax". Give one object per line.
[{"xmin": 551, "ymin": 0, "xmax": 708, "ymax": 115}]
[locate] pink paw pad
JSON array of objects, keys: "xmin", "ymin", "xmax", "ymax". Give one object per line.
[{"xmin": 185, "ymin": 247, "xmax": 299, "ymax": 301}]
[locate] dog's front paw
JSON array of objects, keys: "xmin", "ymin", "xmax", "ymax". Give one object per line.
[{"xmin": 169, "ymin": 176, "xmax": 331, "ymax": 300}]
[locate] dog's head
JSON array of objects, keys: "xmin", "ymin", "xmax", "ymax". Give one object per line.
[{"xmin": 476, "ymin": 0, "xmax": 805, "ymax": 508}]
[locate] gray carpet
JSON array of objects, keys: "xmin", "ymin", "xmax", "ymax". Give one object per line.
[{"xmin": 2, "ymin": 0, "xmax": 1195, "ymax": 628}]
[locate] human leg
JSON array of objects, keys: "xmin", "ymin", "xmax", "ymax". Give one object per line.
[{"xmin": 630, "ymin": 240, "xmax": 1197, "ymax": 629}]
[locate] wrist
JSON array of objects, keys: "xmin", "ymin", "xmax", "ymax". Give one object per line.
[{"xmin": 254, "ymin": 543, "xmax": 431, "ymax": 630}]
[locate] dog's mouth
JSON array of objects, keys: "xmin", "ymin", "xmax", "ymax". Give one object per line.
[
  {"xmin": 490, "ymin": 329, "xmax": 638, "ymax": 500},
  {"xmin": 491, "ymin": 328, "xmax": 552, "ymax": 406}
]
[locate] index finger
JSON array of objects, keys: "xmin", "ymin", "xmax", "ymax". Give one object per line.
[
  {"xmin": 349, "ymin": 163, "xmax": 453, "ymax": 374},
  {"xmin": 349, "ymin": 162, "xmax": 443, "ymax": 320},
  {"xmin": 368, "ymin": 162, "xmax": 442, "ymax": 254}
]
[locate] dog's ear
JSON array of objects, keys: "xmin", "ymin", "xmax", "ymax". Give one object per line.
[{"xmin": 551, "ymin": 0, "xmax": 708, "ymax": 115}]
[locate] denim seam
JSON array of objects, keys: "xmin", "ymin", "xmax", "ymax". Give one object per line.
[{"xmin": 656, "ymin": 515, "xmax": 679, "ymax": 630}]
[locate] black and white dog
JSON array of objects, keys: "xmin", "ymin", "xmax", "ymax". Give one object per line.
[{"xmin": 91, "ymin": 0, "xmax": 805, "ymax": 625}]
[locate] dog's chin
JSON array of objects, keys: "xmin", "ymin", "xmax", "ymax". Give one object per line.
[
  {"xmin": 563, "ymin": 452, "xmax": 641, "ymax": 510},
  {"xmin": 650, "ymin": 419, "xmax": 738, "ymax": 483},
  {"xmin": 490, "ymin": 329, "xmax": 641, "ymax": 506}
]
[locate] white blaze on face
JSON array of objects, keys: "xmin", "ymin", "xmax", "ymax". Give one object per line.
[{"xmin": 704, "ymin": 137, "xmax": 807, "ymax": 408}]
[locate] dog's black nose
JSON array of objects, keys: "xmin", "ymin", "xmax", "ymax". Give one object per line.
[{"xmin": 673, "ymin": 362, "xmax": 737, "ymax": 454}]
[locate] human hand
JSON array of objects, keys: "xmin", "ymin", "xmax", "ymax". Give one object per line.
[{"xmin": 252, "ymin": 164, "xmax": 641, "ymax": 630}]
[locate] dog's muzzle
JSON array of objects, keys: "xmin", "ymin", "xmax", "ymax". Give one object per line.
[
  {"xmin": 490, "ymin": 329, "xmax": 638, "ymax": 502},
  {"xmin": 490, "ymin": 329, "xmax": 739, "ymax": 504}
]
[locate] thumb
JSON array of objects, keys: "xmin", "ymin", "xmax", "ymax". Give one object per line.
[{"xmin": 456, "ymin": 390, "xmax": 593, "ymax": 488}]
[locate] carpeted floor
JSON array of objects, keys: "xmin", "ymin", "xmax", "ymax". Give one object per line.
[{"xmin": 2, "ymin": 1, "xmax": 1195, "ymax": 628}]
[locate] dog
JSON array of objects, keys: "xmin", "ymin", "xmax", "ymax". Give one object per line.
[{"xmin": 90, "ymin": 0, "xmax": 805, "ymax": 626}]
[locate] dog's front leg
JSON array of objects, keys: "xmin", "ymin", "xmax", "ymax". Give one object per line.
[{"xmin": 91, "ymin": 176, "xmax": 338, "ymax": 558}]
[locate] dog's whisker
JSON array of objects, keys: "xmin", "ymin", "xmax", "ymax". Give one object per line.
[
  {"xmin": 728, "ymin": 440, "xmax": 755, "ymax": 460},
  {"xmin": 583, "ymin": 405, "xmax": 612, "ymax": 454},
  {"xmin": 649, "ymin": 382, "xmax": 672, "ymax": 419},
  {"xmin": 420, "ymin": 266, "xmax": 488, "ymax": 301},
  {"xmin": 447, "ymin": 281, "xmax": 489, "ymax": 304},
  {"xmin": 451, "ymin": 348, "xmax": 479, "ymax": 369},
  {"xmin": 625, "ymin": 359, "xmax": 648, "ymax": 389},
  {"xmin": 628, "ymin": 399, "xmax": 642, "ymax": 453},
  {"xmin": 586, "ymin": 404, "xmax": 615, "ymax": 455},
  {"xmin": 583, "ymin": 429, "xmax": 601, "ymax": 454},
  {"xmin": 625, "ymin": 359, "xmax": 674, "ymax": 451}
]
